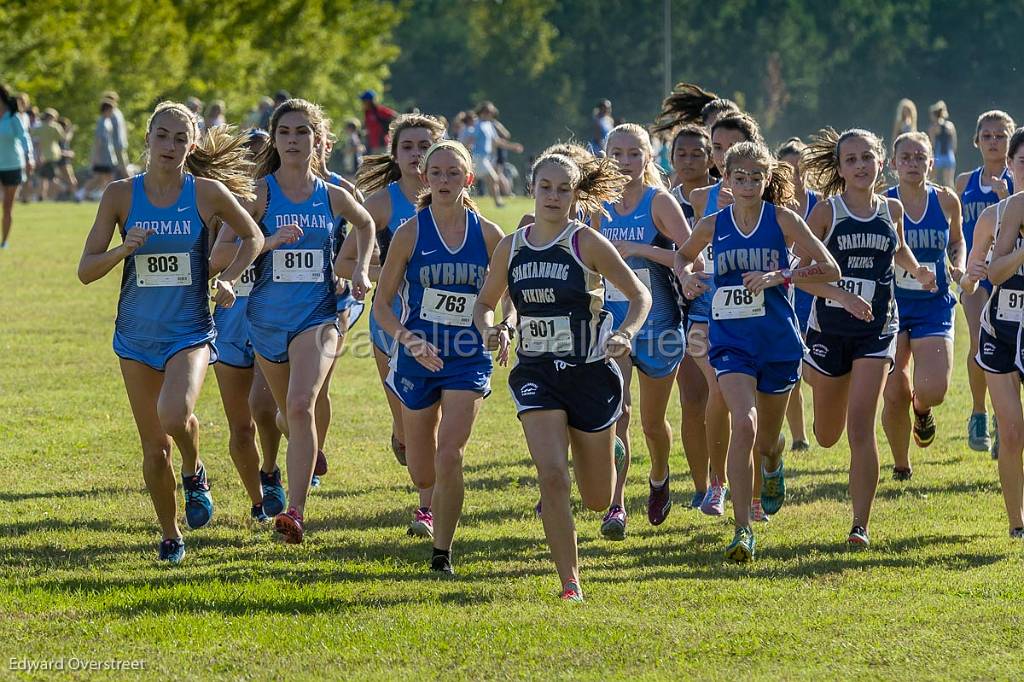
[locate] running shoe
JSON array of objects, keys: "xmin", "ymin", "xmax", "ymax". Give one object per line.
[
  {"xmin": 182, "ymin": 464, "xmax": 214, "ymax": 529},
  {"xmin": 750, "ymin": 500, "xmax": 770, "ymax": 523},
  {"xmin": 310, "ymin": 475, "xmax": 321, "ymax": 489},
  {"xmin": 892, "ymin": 467, "xmax": 913, "ymax": 481},
  {"xmin": 600, "ymin": 505, "xmax": 627, "ymax": 540},
  {"xmin": 260, "ymin": 468, "xmax": 286, "ymax": 516},
  {"xmin": 791, "ymin": 439, "xmax": 810, "ymax": 452},
  {"xmin": 314, "ymin": 450, "xmax": 329, "ymax": 476},
  {"xmin": 391, "ymin": 432, "xmax": 407, "ymax": 466},
  {"xmin": 1010, "ymin": 527, "xmax": 1024, "ymax": 539},
  {"xmin": 992, "ymin": 415, "xmax": 1000, "ymax": 460},
  {"xmin": 690, "ymin": 490, "xmax": 706, "ymax": 509},
  {"xmin": 274, "ymin": 507, "xmax": 304, "ymax": 544},
  {"xmin": 408, "ymin": 507, "xmax": 434, "ymax": 538},
  {"xmin": 250, "ymin": 503, "xmax": 270, "ymax": 523},
  {"xmin": 847, "ymin": 525, "xmax": 869, "ymax": 546},
  {"xmin": 158, "ymin": 537, "xmax": 185, "ymax": 565},
  {"xmin": 968, "ymin": 413, "xmax": 991, "ymax": 452},
  {"xmin": 647, "ymin": 474, "xmax": 672, "ymax": 526},
  {"xmin": 725, "ymin": 526, "xmax": 755, "ymax": 563},
  {"xmin": 700, "ymin": 477, "xmax": 727, "ymax": 516},
  {"xmin": 912, "ymin": 406, "xmax": 936, "ymax": 448},
  {"xmin": 560, "ymin": 580, "xmax": 584, "ymax": 602},
  {"xmin": 430, "ymin": 553, "xmax": 454, "ymax": 575},
  {"xmin": 760, "ymin": 459, "xmax": 786, "ymax": 516}
]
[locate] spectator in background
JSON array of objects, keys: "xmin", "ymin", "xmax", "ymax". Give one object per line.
[
  {"xmin": 455, "ymin": 110, "xmax": 476, "ymax": 147},
  {"xmin": 591, "ymin": 99, "xmax": 614, "ymax": 154},
  {"xmin": 57, "ymin": 115, "xmax": 79, "ymax": 199},
  {"xmin": 342, "ymin": 118, "xmax": 364, "ymax": 176},
  {"xmin": 247, "ymin": 96, "xmax": 273, "ymax": 129},
  {"xmin": 930, "ymin": 100, "xmax": 957, "ymax": 188},
  {"xmin": 892, "ymin": 98, "xmax": 918, "ymax": 144},
  {"xmin": 76, "ymin": 99, "xmax": 117, "ymax": 201},
  {"xmin": 102, "ymin": 91, "xmax": 129, "ymax": 177},
  {"xmin": 0, "ymin": 84, "xmax": 33, "ymax": 248},
  {"xmin": 33, "ymin": 108, "xmax": 64, "ymax": 200},
  {"xmin": 21, "ymin": 105, "xmax": 40, "ymax": 203},
  {"xmin": 259, "ymin": 90, "xmax": 290, "ymax": 130},
  {"xmin": 186, "ymin": 96, "xmax": 204, "ymax": 131},
  {"xmin": 465, "ymin": 101, "xmax": 523, "ymax": 207},
  {"xmin": 360, "ymin": 90, "xmax": 396, "ymax": 155},
  {"xmin": 205, "ymin": 99, "xmax": 227, "ymax": 129}
]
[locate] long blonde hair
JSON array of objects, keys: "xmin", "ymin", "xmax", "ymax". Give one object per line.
[
  {"xmin": 145, "ymin": 102, "xmax": 255, "ymax": 200},
  {"xmin": 415, "ymin": 140, "xmax": 480, "ymax": 213},
  {"xmin": 607, "ymin": 123, "xmax": 665, "ymax": 188},
  {"xmin": 892, "ymin": 98, "xmax": 918, "ymax": 142}
]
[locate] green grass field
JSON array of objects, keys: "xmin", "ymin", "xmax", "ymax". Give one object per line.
[{"xmin": 1, "ymin": 198, "xmax": 1023, "ymax": 680}]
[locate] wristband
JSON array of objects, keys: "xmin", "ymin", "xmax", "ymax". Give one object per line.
[
  {"xmin": 612, "ymin": 329, "xmax": 634, "ymax": 341},
  {"xmin": 781, "ymin": 268, "xmax": 793, "ymax": 286}
]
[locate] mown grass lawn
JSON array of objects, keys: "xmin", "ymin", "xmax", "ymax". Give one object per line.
[{"xmin": 1, "ymin": 199, "xmax": 1022, "ymax": 680}]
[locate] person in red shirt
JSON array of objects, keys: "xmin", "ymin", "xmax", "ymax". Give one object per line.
[{"xmin": 360, "ymin": 90, "xmax": 397, "ymax": 155}]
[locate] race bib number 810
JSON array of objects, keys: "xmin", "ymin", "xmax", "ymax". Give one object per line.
[
  {"xmin": 273, "ymin": 249, "xmax": 324, "ymax": 283},
  {"xmin": 135, "ymin": 253, "xmax": 191, "ymax": 287}
]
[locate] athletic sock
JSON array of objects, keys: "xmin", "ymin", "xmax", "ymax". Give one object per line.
[
  {"xmin": 650, "ymin": 475, "xmax": 668, "ymax": 489},
  {"xmin": 432, "ymin": 547, "xmax": 450, "ymax": 560}
]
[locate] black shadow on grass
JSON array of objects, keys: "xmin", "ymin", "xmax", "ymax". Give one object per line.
[
  {"xmin": 0, "ymin": 485, "xmax": 125, "ymax": 502},
  {"xmin": 788, "ymin": 477, "xmax": 999, "ymax": 505}
]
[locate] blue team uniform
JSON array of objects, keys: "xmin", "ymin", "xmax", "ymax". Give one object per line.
[
  {"xmin": 974, "ymin": 200, "xmax": 1024, "ymax": 374},
  {"xmin": 507, "ymin": 221, "xmax": 623, "ymax": 432},
  {"xmin": 327, "ymin": 172, "xmax": 365, "ymax": 325},
  {"xmin": 384, "ymin": 207, "xmax": 492, "ymax": 409},
  {"xmin": 247, "ymin": 174, "xmax": 338, "ymax": 362},
  {"xmin": 791, "ymin": 190, "xmax": 819, "ymax": 333},
  {"xmin": 804, "ymin": 195, "xmax": 899, "ymax": 377},
  {"xmin": 114, "ymin": 173, "xmax": 217, "ymax": 371},
  {"xmin": 600, "ymin": 187, "xmax": 684, "ymax": 377},
  {"xmin": 708, "ymin": 203, "xmax": 803, "ymax": 393},
  {"xmin": 885, "ymin": 184, "xmax": 955, "ymax": 339},
  {"xmin": 961, "ymin": 167, "xmax": 1013, "ymax": 294},
  {"xmin": 213, "ymin": 238, "xmax": 256, "ymax": 368},
  {"xmin": 369, "ymin": 181, "xmax": 416, "ymax": 354},
  {"xmin": 686, "ymin": 181, "xmax": 725, "ymax": 326}
]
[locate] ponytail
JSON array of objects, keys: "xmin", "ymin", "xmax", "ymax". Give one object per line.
[
  {"xmin": 607, "ymin": 123, "xmax": 666, "ymax": 189},
  {"xmin": 653, "ymin": 82, "xmax": 739, "ymax": 133},
  {"xmin": 531, "ymin": 152, "xmax": 627, "ymax": 218},
  {"xmin": 414, "ymin": 140, "xmax": 480, "ymax": 214},
  {"xmin": 356, "ymin": 113, "xmax": 446, "ymax": 195},
  {"xmin": 723, "ymin": 141, "xmax": 795, "ymax": 207},
  {"xmin": 802, "ymin": 127, "xmax": 885, "ymax": 196}
]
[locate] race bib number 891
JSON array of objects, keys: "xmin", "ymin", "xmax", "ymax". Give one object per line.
[{"xmin": 826, "ymin": 277, "xmax": 875, "ymax": 308}]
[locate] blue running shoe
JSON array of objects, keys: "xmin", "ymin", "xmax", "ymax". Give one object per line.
[
  {"xmin": 260, "ymin": 468, "xmax": 286, "ymax": 516},
  {"xmin": 310, "ymin": 474, "xmax": 321, "ymax": 489},
  {"xmin": 183, "ymin": 464, "xmax": 214, "ymax": 529},
  {"xmin": 158, "ymin": 537, "xmax": 185, "ymax": 565},
  {"xmin": 251, "ymin": 503, "xmax": 270, "ymax": 523},
  {"xmin": 725, "ymin": 526, "xmax": 755, "ymax": 563},
  {"xmin": 760, "ymin": 460, "xmax": 786, "ymax": 516},
  {"xmin": 968, "ymin": 413, "xmax": 990, "ymax": 452},
  {"xmin": 690, "ymin": 490, "xmax": 706, "ymax": 509}
]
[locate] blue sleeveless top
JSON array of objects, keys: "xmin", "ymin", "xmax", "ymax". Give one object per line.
[
  {"xmin": 392, "ymin": 207, "xmax": 491, "ymax": 378},
  {"xmin": 710, "ymin": 203, "xmax": 802, "ymax": 361},
  {"xmin": 962, "ymin": 167, "xmax": 1013, "ymax": 253},
  {"xmin": 212, "ymin": 236, "xmax": 255, "ymax": 344},
  {"xmin": 247, "ymin": 174, "xmax": 337, "ymax": 333},
  {"xmin": 116, "ymin": 173, "xmax": 214, "ymax": 345},
  {"xmin": 885, "ymin": 184, "xmax": 951, "ymax": 301},
  {"xmin": 600, "ymin": 186, "xmax": 681, "ymax": 331},
  {"xmin": 377, "ymin": 181, "xmax": 417, "ymax": 263},
  {"xmin": 808, "ymin": 195, "xmax": 899, "ymax": 337}
]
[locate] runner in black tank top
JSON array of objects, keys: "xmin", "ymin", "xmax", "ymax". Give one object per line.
[
  {"xmin": 473, "ymin": 151, "xmax": 650, "ymax": 602},
  {"xmin": 979, "ymin": 129, "xmax": 1024, "ymax": 536},
  {"xmin": 799, "ymin": 128, "xmax": 935, "ymax": 548}
]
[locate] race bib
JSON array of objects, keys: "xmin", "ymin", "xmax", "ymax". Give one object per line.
[
  {"xmin": 519, "ymin": 315, "xmax": 572, "ymax": 354},
  {"xmin": 997, "ymin": 288, "xmax": 1024, "ymax": 322},
  {"xmin": 134, "ymin": 253, "xmax": 191, "ymax": 287},
  {"xmin": 273, "ymin": 249, "xmax": 323, "ymax": 283},
  {"xmin": 420, "ymin": 287, "xmax": 476, "ymax": 327},
  {"xmin": 711, "ymin": 285, "xmax": 764, "ymax": 320},
  {"xmin": 825, "ymin": 277, "xmax": 876, "ymax": 308},
  {"xmin": 895, "ymin": 262, "xmax": 937, "ymax": 291},
  {"xmin": 704, "ymin": 243, "xmax": 715, "ymax": 274},
  {"xmin": 606, "ymin": 268, "xmax": 651, "ymax": 302},
  {"xmin": 235, "ymin": 265, "xmax": 256, "ymax": 298}
]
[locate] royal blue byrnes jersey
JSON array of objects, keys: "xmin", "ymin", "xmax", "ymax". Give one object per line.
[
  {"xmin": 508, "ymin": 221, "xmax": 612, "ymax": 364},
  {"xmin": 710, "ymin": 203, "xmax": 803, "ymax": 361},
  {"xmin": 247, "ymin": 174, "xmax": 337, "ymax": 332},
  {"xmin": 962, "ymin": 166, "xmax": 1013, "ymax": 253},
  {"xmin": 116, "ymin": 173, "xmax": 214, "ymax": 344},
  {"xmin": 599, "ymin": 186, "xmax": 680, "ymax": 330},
  {"xmin": 808, "ymin": 195, "xmax": 899, "ymax": 336},
  {"xmin": 391, "ymin": 207, "xmax": 491, "ymax": 378},
  {"xmin": 885, "ymin": 184, "xmax": 950, "ymax": 300},
  {"xmin": 981, "ymin": 199, "xmax": 1024, "ymax": 343},
  {"xmin": 212, "ymin": 236, "xmax": 256, "ymax": 344}
]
